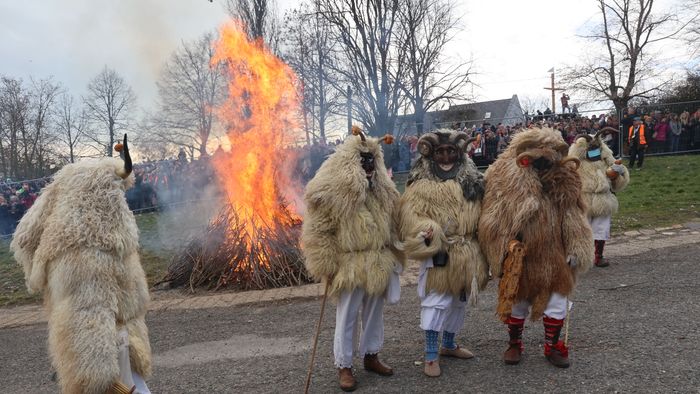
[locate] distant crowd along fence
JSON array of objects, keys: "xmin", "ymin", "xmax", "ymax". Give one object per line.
[{"xmin": 425, "ymin": 99, "xmax": 700, "ymax": 159}]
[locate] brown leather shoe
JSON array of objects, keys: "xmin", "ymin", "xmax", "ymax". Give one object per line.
[
  {"xmin": 338, "ymin": 368, "xmax": 357, "ymax": 392},
  {"xmin": 424, "ymin": 359, "xmax": 441, "ymax": 377},
  {"xmin": 546, "ymin": 348, "xmax": 570, "ymax": 368},
  {"xmin": 503, "ymin": 342, "xmax": 522, "ymax": 365},
  {"xmin": 439, "ymin": 345, "xmax": 474, "ymax": 359},
  {"xmin": 363, "ymin": 354, "xmax": 393, "ymax": 376}
]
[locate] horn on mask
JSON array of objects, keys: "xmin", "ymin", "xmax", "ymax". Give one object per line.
[{"xmin": 115, "ymin": 134, "xmax": 132, "ymax": 179}]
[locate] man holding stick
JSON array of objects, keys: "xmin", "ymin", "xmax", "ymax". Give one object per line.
[{"xmin": 301, "ymin": 127, "xmax": 404, "ymax": 391}]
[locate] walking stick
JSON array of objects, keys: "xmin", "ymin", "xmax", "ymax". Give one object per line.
[
  {"xmin": 304, "ymin": 279, "xmax": 331, "ymax": 394},
  {"xmin": 564, "ymin": 296, "xmax": 571, "ymax": 347}
]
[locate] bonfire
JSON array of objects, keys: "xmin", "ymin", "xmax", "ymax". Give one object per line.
[{"xmin": 161, "ymin": 21, "xmax": 310, "ymax": 291}]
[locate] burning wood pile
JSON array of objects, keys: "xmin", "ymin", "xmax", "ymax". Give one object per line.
[
  {"xmin": 159, "ymin": 21, "xmax": 311, "ymax": 292},
  {"xmin": 162, "ymin": 202, "xmax": 308, "ymax": 291}
]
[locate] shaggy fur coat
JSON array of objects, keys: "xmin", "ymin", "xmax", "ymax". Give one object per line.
[
  {"xmin": 398, "ymin": 131, "xmax": 488, "ymax": 297},
  {"xmin": 11, "ymin": 158, "xmax": 151, "ymax": 394},
  {"xmin": 568, "ymin": 136, "xmax": 629, "ymax": 218},
  {"xmin": 478, "ymin": 128, "xmax": 593, "ymax": 320},
  {"xmin": 302, "ymin": 136, "xmax": 403, "ymax": 297}
]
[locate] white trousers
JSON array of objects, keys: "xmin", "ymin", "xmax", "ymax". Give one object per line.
[
  {"xmin": 333, "ymin": 288, "xmax": 385, "ymax": 368},
  {"xmin": 510, "ymin": 292, "xmax": 570, "ymax": 320},
  {"xmin": 417, "ymin": 258, "xmax": 467, "ymax": 333},
  {"xmin": 590, "ymin": 215, "xmax": 611, "ymax": 240}
]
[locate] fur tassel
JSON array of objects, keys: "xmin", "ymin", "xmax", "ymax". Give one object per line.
[
  {"xmin": 497, "ymin": 240, "xmax": 526, "ymax": 322},
  {"xmin": 468, "ymin": 276, "xmax": 479, "ymax": 307}
]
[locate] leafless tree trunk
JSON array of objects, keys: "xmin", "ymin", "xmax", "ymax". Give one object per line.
[
  {"xmin": 153, "ymin": 33, "xmax": 227, "ymax": 157},
  {"xmin": 25, "ymin": 78, "xmax": 60, "ymax": 177},
  {"xmin": 316, "ymin": 0, "xmax": 405, "ymax": 137},
  {"xmin": 282, "ymin": 2, "xmax": 342, "ymax": 144},
  {"xmin": 0, "ymin": 77, "xmax": 28, "ymax": 179},
  {"xmin": 83, "ymin": 66, "xmax": 137, "ymax": 157},
  {"xmin": 397, "ymin": 0, "xmax": 473, "ymax": 134},
  {"xmin": 562, "ymin": 0, "xmax": 687, "ymax": 112},
  {"xmin": 56, "ymin": 93, "xmax": 88, "ymax": 163},
  {"xmin": 226, "ymin": 0, "xmax": 281, "ymax": 53}
]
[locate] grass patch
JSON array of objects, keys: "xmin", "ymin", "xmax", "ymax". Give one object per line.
[
  {"xmin": 0, "ymin": 213, "xmax": 172, "ymax": 307},
  {"xmin": 612, "ymin": 154, "xmax": 700, "ymax": 232},
  {"xmin": 1, "ymin": 155, "xmax": 698, "ymax": 307}
]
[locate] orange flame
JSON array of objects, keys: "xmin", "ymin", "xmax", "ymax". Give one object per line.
[{"xmin": 211, "ymin": 21, "xmax": 302, "ymax": 240}]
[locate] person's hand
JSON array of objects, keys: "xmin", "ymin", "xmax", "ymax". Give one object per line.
[
  {"xmin": 611, "ymin": 163, "xmax": 625, "ymax": 175},
  {"xmin": 567, "ymin": 255, "xmax": 578, "ymax": 269}
]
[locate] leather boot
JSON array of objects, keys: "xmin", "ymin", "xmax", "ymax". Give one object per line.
[
  {"xmin": 543, "ymin": 316, "xmax": 570, "ymax": 368},
  {"xmin": 338, "ymin": 368, "xmax": 357, "ymax": 392},
  {"xmin": 594, "ymin": 240, "xmax": 609, "ymax": 267},
  {"xmin": 503, "ymin": 316, "xmax": 524, "ymax": 365},
  {"xmin": 363, "ymin": 353, "xmax": 393, "ymax": 376}
]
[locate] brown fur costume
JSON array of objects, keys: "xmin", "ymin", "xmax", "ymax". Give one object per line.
[
  {"xmin": 302, "ymin": 135, "xmax": 403, "ymax": 297},
  {"xmin": 11, "ymin": 158, "xmax": 151, "ymax": 394},
  {"xmin": 568, "ymin": 132, "xmax": 629, "ymax": 219},
  {"xmin": 478, "ymin": 128, "xmax": 593, "ymax": 320},
  {"xmin": 398, "ymin": 129, "xmax": 488, "ymax": 297}
]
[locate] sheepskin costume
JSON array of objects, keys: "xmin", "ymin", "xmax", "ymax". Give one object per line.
[
  {"xmin": 569, "ymin": 130, "xmax": 629, "ymax": 267},
  {"xmin": 478, "ymin": 127, "xmax": 593, "ymax": 368},
  {"xmin": 399, "ymin": 130, "xmax": 488, "ymax": 297},
  {"xmin": 398, "ymin": 129, "xmax": 488, "ymax": 376},
  {"xmin": 568, "ymin": 131, "xmax": 629, "ymax": 220},
  {"xmin": 11, "ymin": 156, "xmax": 151, "ymax": 393},
  {"xmin": 302, "ymin": 134, "xmax": 402, "ymax": 297},
  {"xmin": 302, "ymin": 131, "xmax": 402, "ymax": 383}
]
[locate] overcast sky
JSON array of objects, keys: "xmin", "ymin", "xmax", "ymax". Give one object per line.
[{"xmin": 1, "ymin": 0, "xmax": 692, "ymax": 116}]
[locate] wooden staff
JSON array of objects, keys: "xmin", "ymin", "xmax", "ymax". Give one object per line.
[{"xmin": 304, "ymin": 279, "xmax": 331, "ymax": 394}]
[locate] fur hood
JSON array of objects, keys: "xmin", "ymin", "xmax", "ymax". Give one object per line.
[
  {"xmin": 407, "ymin": 129, "xmax": 484, "ymax": 201},
  {"xmin": 478, "ymin": 128, "xmax": 593, "ymax": 319},
  {"xmin": 302, "ymin": 134, "xmax": 402, "ymax": 297},
  {"xmin": 11, "ymin": 158, "xmax": 138, "ymax": 293},
  {"xmin": 304, "ymin": 135, "xmax": 397, "ymax": 221},
  {"xmin": 568, "ymin": 133, "xmax": 630, "ymax": 217}
]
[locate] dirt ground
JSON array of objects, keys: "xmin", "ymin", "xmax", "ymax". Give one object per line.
[{"xmin": 1, "ymin": 240, "xmax": 699, "ymax": 393}]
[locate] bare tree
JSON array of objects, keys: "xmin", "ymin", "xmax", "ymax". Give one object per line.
[
  {"xmin": 282, "ymin": 2, "xmax": 342, "ymax": 143},
  {"xmin": 397, "ymin": 0, "xmax": 473, "ymax": 134},
  {"xmin": 153, "ymin": 33, "xmax": 227, "ymax": 157},
  {"xmin": 683, "ymin": 0, "xmax": 700, "ymax": 55},
  {"xmin": 562, "ymin": 0, "xmax": 687, "ymax": 112},
  {"xmin": 0, "ymin": 77, "xmax": 29, "ymax": 179},
  {"xmin": 225, "ymin": 0, "xmax": 281, "ymax": 52},
  {"xmin": 26, "ymin": 78, "xmax": 61, "ymax": 177},
  {"xmin": 317, "ymin": 0, "xmax": 405, "ymax": 137},
  {"xmin": 83, "ymin": 66, "xmax": 137, "ymax": 157},
  {"xmin": 0, "ymin": 77, "xmax": 60, "ymax": 179},
  {"xmin": 55, "ymin": 92, "xmax": 89, "ymax": 163}
]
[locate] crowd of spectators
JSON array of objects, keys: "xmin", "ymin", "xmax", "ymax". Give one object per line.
[
  {"xmin": 2, "ymin": 105, "xmax": 698, "ymax": 236},
  {"xmin": 0, "ymin": 178, "xmax": 48, "ymax": 236}
]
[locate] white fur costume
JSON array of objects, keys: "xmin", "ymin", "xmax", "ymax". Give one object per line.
[{"xmin": 11, "ymin": 156, "xmax": 151, "ymax": 394}]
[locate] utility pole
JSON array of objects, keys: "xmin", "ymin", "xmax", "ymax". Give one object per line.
[
  {"xmin": 543, "ymin": 68, "xmax": 564, "ymax": 114},
  {"xmin": 346, "ymin": 86, "xmax": 353, "ymax": 136}
]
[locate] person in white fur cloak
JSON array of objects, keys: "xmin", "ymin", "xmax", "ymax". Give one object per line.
[
  {"xmin": 397, "ymin": 129, "xmax": 489, "ymax": 377},
  {"xmin": 568, "ymin": 128, "xmax": 629, "ymax": 267},
  {"xmin": 11, "ymin": 135, "xmax": 152, "ymax": 394},
  {"xmin": 302, "ymin": 127, "xmax": 404, "ymax": 392}
]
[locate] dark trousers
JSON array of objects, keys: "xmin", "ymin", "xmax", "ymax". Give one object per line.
[{"xmin": 629, "ymin": 143, "xmax": 646, "ymax": 168}]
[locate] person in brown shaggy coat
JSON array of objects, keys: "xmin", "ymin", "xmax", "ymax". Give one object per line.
[
  {"xmin": 10, "ymin": 136, "xmax": 151, "ymax": 394},
  {"xmin": 478, "ymin": 127, "xmax": 593, "ymax": 369},
  {"xmin": 568, "ymin": 128, "xmax": 629, "ymax": 267},
  {"xmin": 398, "ymin": 129, "xmax": 488, "ymax": 377},
  {"xmin": 302, "ymin": 128, "xmax": 403, "ymax": 392}
]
